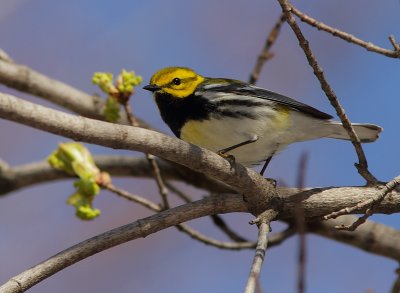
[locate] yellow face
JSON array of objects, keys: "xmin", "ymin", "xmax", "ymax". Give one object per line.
[{"xmin": 147, "ymin": 67, "xmax": 205, "ymax": 98}]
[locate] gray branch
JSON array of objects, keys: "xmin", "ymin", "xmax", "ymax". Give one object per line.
[
  {"xmin": 0, "ymin": 91, "xmax": 277, "ymax": 210},
  {"xmin": 2, "ymin": 92, "xmax": 400, "ymax": 217},
  {"xmin": 1, "ymin": 192, "xmax": 400, "ymax": 293},
  {"xmin": 0, "ymin": 53, "xmax": 152, "ymax": 127},
  {"xmin": 1, "ymin": 88, "xmax": 400, "ymax": 292},
  {"xmin": 0, "ymin": 194, "xmax": 246, "ymax": 293},
  {"xmin": 0, "ymin": 156, "xmax": 233, "ymax": 196},
  {"xmin": 0, "ymin": 58, "xmax": 103, "ymax": 119}
]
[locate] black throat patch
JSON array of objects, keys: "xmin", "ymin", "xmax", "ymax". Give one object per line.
[{"xmin": 154, "ymin": 92, "xmax": 216, "ymax": 137}]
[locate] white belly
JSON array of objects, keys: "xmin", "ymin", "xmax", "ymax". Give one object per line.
[
  {"xmin": 180, "ymin": 110, "xmax": 291, "ymax": 165},
  {"xmin": 180, "ymin": 111, "xmax": 332, "ymax": 165}
]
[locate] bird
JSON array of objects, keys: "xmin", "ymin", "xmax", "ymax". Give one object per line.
[{"xmin": 143, "ymin": 67, "xmax": 382, "ymax": 174}]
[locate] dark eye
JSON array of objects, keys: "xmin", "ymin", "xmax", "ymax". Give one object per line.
[{"xmin": 172, "ymin": 78, "xmax": 181, "ymax": 85}]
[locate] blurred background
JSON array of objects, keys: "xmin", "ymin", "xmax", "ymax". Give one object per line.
[{"xmin": 0, "ymin": 0, "xmax": 399, "ymax": 292}]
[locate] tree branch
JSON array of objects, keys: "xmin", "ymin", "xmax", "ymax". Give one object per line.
[
  {"xmin": 2, "ymin": 92, "xmax": 400, "ymax": 217},
  {"xmin": 0, "ymin": 58, "xmax": 103, "ymax": 119},
  {"xmin": 0, "ymin": 51, "xmax": 152, "ymax": 127},
  {"xmin": 105, "ymin": 183, "xmax": 260, "ymax": 250},
  {"xmin": 324, "ymin": 175, "xmax": 400, "ymax": 231},
  {"xmin": 167, "ymin": 182, "xmax": 252, "ymax": 243},
  {"xmin": 0, "ymin": 49, "xmax": 13, "ymax": 62},
  {"xmin": 0, "ymin": 194, "xmax": 247, "ymax": 293},
  {"xmin": 2, "ymin": 189, "xmax": 397, "ymax": 293},
  {"xmin": 277, "ymin": 0, "xmax": 378, "ymax": 185},
  {"xmin": 391, "ymin": 266, "xmax": 400, "ymax": 293},
  {"xmin": 121, "ymin": 100, "xmax": 171, "ymax": 210},
  {"xmin": 309, "ymin": 215, "xmax": 400, "ymax": 261},
  {"xmin": 2, "ymin": 91, "xmax": 400, "ymax": 285},
  {"xmin": 0, "ymin": 156, "xmax": 233, "ymax": 196},
  {"xmin": 0, "ymin": 92, "xmax": 277, "ymax": 211},
  {"xmin": 244, "ymin": 209, "xmax": 279, "ymax": 293},
  {"xmin": 249, "ymin": 13, "xmax": 286, "ymax": 84},
  {"xmin": 244, "ymin": 221, "xmax": 271, "ymax": 293},
  {"xmin": 3, "ymin": 153, "xmax": 400, "ymax": 257},
  {"xmin": 289, "ymin": 4, "xmax": 400, "ymax": 58}
]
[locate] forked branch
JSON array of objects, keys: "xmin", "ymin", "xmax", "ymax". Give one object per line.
[
  {"xmin": 277, "ymin": 0, "xmax": 378, "ymax": 185},
  {"xmin": 289, "ymin": 4, "xmax": 400, "ymax": 58}
]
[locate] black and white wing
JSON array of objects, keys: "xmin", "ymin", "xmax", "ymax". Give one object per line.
[{"xmin": 199, "ymin": 81, "xmax": 333, "ymax": 120}]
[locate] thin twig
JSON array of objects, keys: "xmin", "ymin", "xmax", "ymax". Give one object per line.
[
  {"xmin": 295, "ymin": 153, "xmax": 308, "ymax": 293},
  {"xmin": 122, "ymin": 102, "xmax": 139, "ymax": 127},
  {"xmin": 244, "ymin": 221, "xmax": 271, "ymax": 293},
  {"xmin": 391, "ymin": 265, "xmax": 400, "ymax": 293},
  {"xmin": 165, "ymin": 181, "xmax": 193, "ymax": 203},
  {"xmin": 104, "ymin": 182, "xmax": 259, "ymax": 250},
  {"xmin": 289, "ymin": 4, "xmax": 400, "ymax": 58},
  {"xmin": 277, "ymin": 0, "xmax": 378, "ymax": 185},
  {"xmin": 210, "ymin": 214, "xmax": 249, "ymax": 242},
  {"xmin": 310, "ymin": 215, "xmax": 400, "ymax": 261},
  {"xmin": 0, "ymin": 158, "xmax": 11, "ymax": 171},
  {"xmin": 104, "ymin": 183, "xmax": 160, "ymax": 211},
  {"xmin": 0, "ymin": 49, "xmax": 13, "ymax": 62},
  {"xmin": 389, "ymin": 35, "xmax": 400, "ymax": 52},
  {"xmin": 122, "ymin": 102, "xmax": 170, "ymax": 209},
  {"xmin": 146, "ymin": 153, "xmax": 170, "ymax": 209},
  {"xmin": 249, "ymin": 13, "xmax": 286, "ymax": 84},
  {"xmin": 324, "ymin": 175, "xmax": 400, "ymax": 231},
  {"xmin": 244, "ymin": 209, "xmax": 279, "ymax": 293},
  {"xmin": 167, "ymin": 182, "xmax": 252, "ymax": 243},
  {"xmin": 108, "ymin": 182, "xmax": 287, "ymax": 251},
  {"xmin": 177, "ymin": 223, "xmax": 257, "ymax": 250}
]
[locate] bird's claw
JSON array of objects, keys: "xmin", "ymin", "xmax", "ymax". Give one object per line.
[
  {"xmin": 265, "ymin": 178, "xmax": 277, "ymax": 188},
  {"xmin": 217, "ymin": 151, "xmax": 236, "ymax": 168}
]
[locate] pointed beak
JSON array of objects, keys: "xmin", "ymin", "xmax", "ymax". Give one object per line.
[{"xmin": 143, "ymin": 84, "xmax": 161, "ymax": 92}]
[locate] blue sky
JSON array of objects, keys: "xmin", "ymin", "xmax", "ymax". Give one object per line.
[{"xmin": 0, "ymin": 0, "xmax": 399, "ymax": 292}]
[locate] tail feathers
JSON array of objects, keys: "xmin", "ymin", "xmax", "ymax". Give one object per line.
[{"xmin": 327, "ymin": 122, "xmax": 382, "ymax": 143}]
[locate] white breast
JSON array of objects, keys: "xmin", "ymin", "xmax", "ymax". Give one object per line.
[{"xmin": 180, "ymin": 107, "xmax": 295, "ymax": 165}]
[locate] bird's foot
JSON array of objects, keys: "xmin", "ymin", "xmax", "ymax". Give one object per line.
[
  {"xmin": 265, "ymin": 178, "xmax": 277, "ymax": 188},
  {"xmin": 217, "ymin": 151, "xmax": 236, "ymax": 168}
]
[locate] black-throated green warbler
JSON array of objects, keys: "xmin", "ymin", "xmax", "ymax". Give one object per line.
[{"xmin": 143, "ymin": 67, "xmax": 381, "ymax": 171}]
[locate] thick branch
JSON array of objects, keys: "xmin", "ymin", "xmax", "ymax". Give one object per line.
[
  {"xmin": 2, "ymin": 190, "xmax": 398, "ymax": 293},
  {"xmin": 0, "ymin": 92, "xmax": 277, "ymax": 209},
  {"xmin": 0, "ymin": 195, "xmax": 246, "ymax": 293},
  {"xmin": 0, "ymin": 156, "xmax": 233, "ymax": 196},
  {"xmin": 310, "ymin": 215, "xmax": 400, "ymax": 261},
  {"xmin": 280, "ymin": 186, "xmax": 400, "ymax": 218},
  {"xmin": 0, "ymin": 53, "xmax": 153, "ymax": 127},
  {"xmin": 2, "ymin": 92, "xmax": 400, "ymax": 277},
  {"xmin": 0, "ymin": 58, "xmax": 103, "ymax": 119},
  {"xmin": 2, "ymin": 92, "xmax": 400, "ymax": 216}
]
